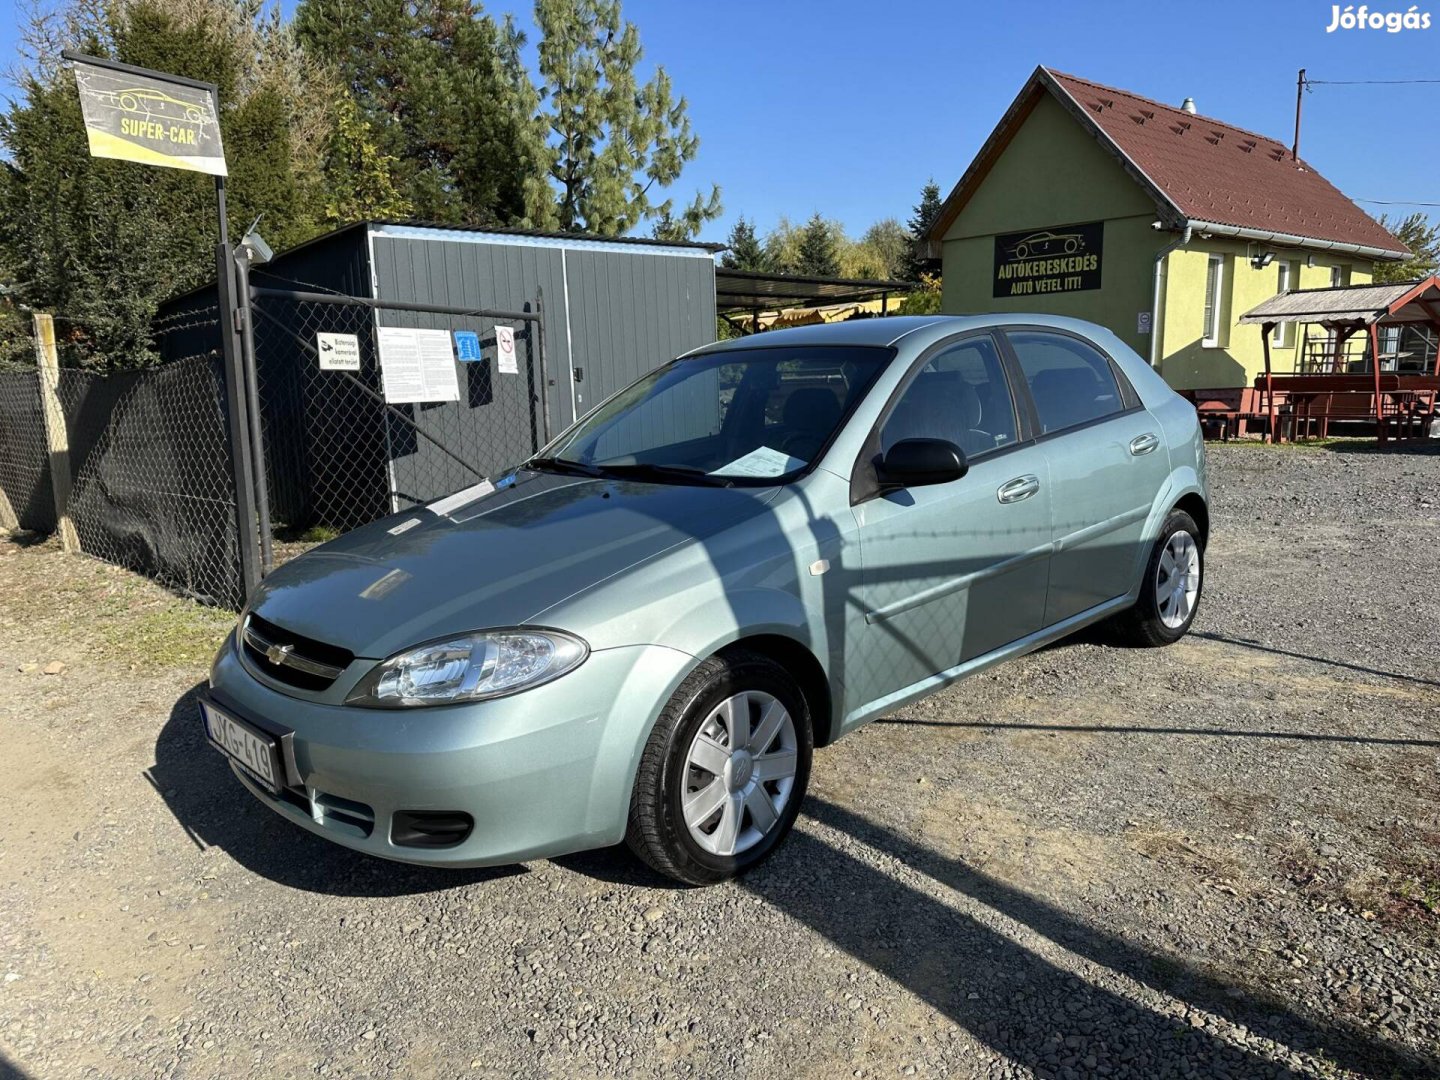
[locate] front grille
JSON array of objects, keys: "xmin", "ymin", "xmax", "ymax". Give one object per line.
[{"xmin": 242, "ymin": 613, "xmax": 354, "ymax": 692}]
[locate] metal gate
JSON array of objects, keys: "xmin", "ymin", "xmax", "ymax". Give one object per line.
[{"xmin": 245, "ymin": 284, "xmax": 551, "ymax": 572}]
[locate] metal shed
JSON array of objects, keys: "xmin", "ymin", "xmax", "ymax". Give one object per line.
[
  {"xmin": 246, "ymin": 221, "xmax": 723, "ymax": 430},
  {"xmin": 157, "ymin": 221, "xmax": 722, "ymax": 531}
]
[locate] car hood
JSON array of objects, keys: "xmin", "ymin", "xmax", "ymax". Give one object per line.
[{"xmin": 246, "ymin": 470, "xmax": 780, "ymax": 658}]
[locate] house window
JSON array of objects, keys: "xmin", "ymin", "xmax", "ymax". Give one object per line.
[
  {"xmin": 1272, "ymin": 262, "xmax": 1295, "ymax": 347},
  {"xmin": 1202, "ymin": 254, "xmax": 1225, "ymax": 348},
  {"xmin": 1330, "ymin": 265, "xmax": 1347, "ymax": 287}
]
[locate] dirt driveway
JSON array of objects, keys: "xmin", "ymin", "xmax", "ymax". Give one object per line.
[{"xmin": 1, "ymin": 442, "xmax": 1438, "ymax": 1079}]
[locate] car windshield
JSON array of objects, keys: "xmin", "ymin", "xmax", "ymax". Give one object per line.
[{"xmin": 539, "ymin": 345, "xmax": 891, "ymax": 485}]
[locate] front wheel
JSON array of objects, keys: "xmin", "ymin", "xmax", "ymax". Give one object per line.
[
  {"xmin": 626, "ymin": 651, "xmax": 812, "ymax": 885},
  {"xmin": 1110, "ymin": 509, "xmax": 1203, "ymax": 647}
]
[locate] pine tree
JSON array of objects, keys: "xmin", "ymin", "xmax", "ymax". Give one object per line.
[
  {"xmin": 902, "ymin": 180, "xmax": 943, "ymax": 282},
  {"xmin": 535, "ymin": 0, "xmax": 720, "ymax": 237},
  {"xmin": 721, "ymin": 217, "xmax": 768, "ymax": 271},
  {"xmin": 294, "ymin": 0, "xmax": 551, "ymax": 226},
  {"xmin": 794, "ymin": 213, "xmax": 841, "ymax": 277}
]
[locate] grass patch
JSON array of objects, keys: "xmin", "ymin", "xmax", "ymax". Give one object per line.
[
  {"xmin": 95, "ymin": 596, "xmax": 233, "ymax": 673},
  {"xmin": 272, "ymin": 522, "xmax": 341, "ymax": 544},
  {"xmin": 0, "ymin": 542, "xmax": 233, "ymax": 673}
]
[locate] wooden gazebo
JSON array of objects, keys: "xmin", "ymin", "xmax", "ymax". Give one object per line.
[{"xmin": 1239, "ymin": 277, "xmax": 1440, "ymax": 442}]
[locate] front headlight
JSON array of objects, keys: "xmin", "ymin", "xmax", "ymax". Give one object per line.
[{"xmin": 346, "ymin": 628, "xmax": 588, "ymax": 708}]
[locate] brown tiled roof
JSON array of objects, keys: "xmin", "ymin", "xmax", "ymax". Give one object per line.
[{"xmin": 927, "ymin": 67, "xmax": 1408, "ymax": 258}]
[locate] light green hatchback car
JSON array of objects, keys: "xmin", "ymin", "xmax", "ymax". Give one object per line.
[{"xmin": 202, "ymin": 315, "xmax": 1207, "ymax": 885}]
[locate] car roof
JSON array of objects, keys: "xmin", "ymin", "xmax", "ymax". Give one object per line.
[{"xmin": 689, "ymin": 313, "xmax": 1123, "ymax": 355}]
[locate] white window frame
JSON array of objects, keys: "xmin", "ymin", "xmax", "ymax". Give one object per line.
[
  {"xmin": 1202, "ymin": 254, "xmax": 1225, "ymax": 348},
  {"xmin": 1272, "ymin": 262, "xmax": 1294, "ymax": 347}
]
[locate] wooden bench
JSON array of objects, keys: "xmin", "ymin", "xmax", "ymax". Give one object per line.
[{"xmin": 1181, "ymin": 387, "xmax": 1273, "ymax": 440}]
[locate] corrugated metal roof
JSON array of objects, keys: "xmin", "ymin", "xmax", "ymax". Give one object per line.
[
  {"xmin": 716, "ymin": 268, "xmax": 914, "ymax": 312},
  {"xmin": 368, "ymin": 220, "xmax": 725, "ymax": 254},
  {"xmin": 1239, "ymin": 278, "xmax": 1440, "ymax": 325}
]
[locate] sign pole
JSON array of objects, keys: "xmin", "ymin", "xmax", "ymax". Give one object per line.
[
  {"xmin": 234, "ymin": 251, "xmax": 273, "ymax": 573},
  {"xmin": 217, "ymin": 241, "xmax": 263, "ymax": 599}
]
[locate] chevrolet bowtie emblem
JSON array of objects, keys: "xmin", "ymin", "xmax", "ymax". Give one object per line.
[{"xmin": 265, "ymin": 642, "xmax": 294, "ymax": 666}]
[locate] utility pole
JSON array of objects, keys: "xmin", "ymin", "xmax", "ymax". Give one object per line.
[{"xmin": 1292, "ymin": 68, "xmax": 1306, "ymax": 161}]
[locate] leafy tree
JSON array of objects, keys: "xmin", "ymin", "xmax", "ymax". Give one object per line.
[
  {"xmin": 897, "ymin": 272, "xmax": 942, "ymax": 315},
  {"xmin": 534, "ymin": 0, "xmax": 720, "ymax": 237},
  {"xmin": 1375, "ymin": 212, "xmax": 1440, "ymax": 283},
  {"xmin": 0, "ymin": 0, "xmax": 334, "ymax": 369},
  {"xmin": 720, "ymin": 216, "xmax": 769, "ymax": 272},
  {"xmin": 902, "ymin": 179, "xmax": 943, "ymax": 282},
  {"xmin": 321, "ymin": 96, "xmax": 414, "ymax": 226},
  {"xmin": 294, "ymin": 0, "xmax": 550, "ymax": 226},
  {"xmin": 844, "ymin": 218, "xmax": 908, "ymax": 280},
  {"xmin": 793, "ymin": 212, "xmax": 841, "ymax": 277}
]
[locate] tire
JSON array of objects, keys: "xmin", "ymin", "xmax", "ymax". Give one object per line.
[
  {"xmin": 626, "ymin": 650, "xmax": 813, "ymax": 886},
  {"xmin": 1110, "ymin": 509, "xmax": 1204, "ymax": 647}
]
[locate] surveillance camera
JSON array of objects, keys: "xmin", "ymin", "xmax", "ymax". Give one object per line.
[{"xmin": 240, "ymin": 231, "xmax": 273, "ymax": 266}]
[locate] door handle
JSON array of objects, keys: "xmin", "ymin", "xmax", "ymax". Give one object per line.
[
  {"xmin": 1129, "ymin": 432, "xmax": 1161, "ymax": 456},
  {"xmin": 997, "ymin": 474, "xmax": 1040, "ymax": 504}
]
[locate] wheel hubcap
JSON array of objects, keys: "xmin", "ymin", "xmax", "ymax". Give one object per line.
[
  {"xmin": 681, "ymin": 690, "xmax": 798, "ymax": 857},
  {"xmin": 1156, "ymin": 530, "xmax": 1200, "ymax": 629}
]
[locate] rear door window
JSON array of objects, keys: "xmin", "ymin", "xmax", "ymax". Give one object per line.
[{"xmin": 1006, "ymin": 330, "xmax": 1128, "ymax": 435}]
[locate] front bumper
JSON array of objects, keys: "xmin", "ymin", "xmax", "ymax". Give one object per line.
[{"xmin": 205, "ymin": 632, "xmax": 695, "ymax": 867}]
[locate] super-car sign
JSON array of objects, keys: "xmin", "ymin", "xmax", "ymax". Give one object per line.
[{"xmin": 71, "ymin": 57, "xmax": 227, "ymax": 176}]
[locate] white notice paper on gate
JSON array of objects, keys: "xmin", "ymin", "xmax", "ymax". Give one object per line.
[{"xmin": 376, "ymin": 327, "xmax": 461, "ymax": 404}]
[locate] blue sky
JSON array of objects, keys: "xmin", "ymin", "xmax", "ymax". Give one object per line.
[{"xmin": 5, "ymin": 0, "xmax": 1435, "ymax": 244}]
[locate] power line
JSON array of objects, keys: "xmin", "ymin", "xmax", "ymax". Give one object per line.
[
  {"xmin": 1356, "ymin": 199, "xmax": 1440, "ymax": 207},
  {"xmin": 1307, "ymin": 78, "xmax": 1440, "ymax": 85}
]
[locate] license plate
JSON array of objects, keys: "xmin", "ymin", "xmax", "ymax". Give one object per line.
[{"xmin": 202, "ymin": 702, "xmax": 282, "ymax": 793}]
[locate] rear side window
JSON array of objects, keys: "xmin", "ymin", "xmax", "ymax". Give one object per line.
[{"xmin": 1007, "ymin": 331, "xmax": 1126, "ymax": 435}]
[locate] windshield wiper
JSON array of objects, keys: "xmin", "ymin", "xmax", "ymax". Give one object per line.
[
  {"xmin": 523, "ymin": 455, "xmax": 606, "ymax": 478},
  {"xmin": 597, "ymin": 462, "xmax": 735, "ymax": 487}
]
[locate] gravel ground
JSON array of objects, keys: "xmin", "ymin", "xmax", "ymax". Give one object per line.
[{"xmin": 1, "ymin": 440, "xmax": 1438, "ymax": 1080}]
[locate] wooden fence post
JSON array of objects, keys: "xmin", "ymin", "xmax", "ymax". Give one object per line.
[
  {"xmin": 32, "ymin": 313, "xmax": 79, "ymax": 553},
  {"xmin": 0, "ymin": 480, "xmax": 17, "ymax": 532}
]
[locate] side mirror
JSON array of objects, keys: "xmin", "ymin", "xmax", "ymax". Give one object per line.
[{"xmin": 877, "ymin": 438, "xmax": 968, "ymax": 488}]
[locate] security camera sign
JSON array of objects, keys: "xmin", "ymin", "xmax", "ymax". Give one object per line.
[
  {"xmin": 316, "ymin": 332, "xmax": 361, "ymax": 371},
  {"xmin": 70, "ymin": 57, "xmax": 227, "ymax": 176}
]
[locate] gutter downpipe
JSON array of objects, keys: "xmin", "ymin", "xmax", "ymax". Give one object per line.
[{"xmin": 1149, "ymin": 223, "xmax": 1191, "ymax": 370}]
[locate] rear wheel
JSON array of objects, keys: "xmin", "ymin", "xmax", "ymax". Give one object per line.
[
  {"xmin": 1110, "ymin": 509, "xmax": 1203, "ymax": 647},
  {"xmin": 626, "ymin": 651, "xmax": 812, "ymax": 885}
]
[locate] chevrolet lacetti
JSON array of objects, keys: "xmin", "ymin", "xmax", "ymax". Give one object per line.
[{"xmin": 202, "ymin": 315, "xmax": 1207, "ymax": 885}]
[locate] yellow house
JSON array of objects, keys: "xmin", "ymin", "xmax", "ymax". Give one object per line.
[{"xmin": 923, "ymin": 67, "xmax": 1411, "ymax": 390}]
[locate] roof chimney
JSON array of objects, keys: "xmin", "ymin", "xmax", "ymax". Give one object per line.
[{"xmin": 1180, "ymin": 97, "xmax": 1197, "ymax": 114}]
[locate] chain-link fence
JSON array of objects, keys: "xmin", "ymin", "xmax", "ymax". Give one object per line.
[
  {"xmin": 0, "ymin": 368, "xmax": 54, "ymax": 532},
  {"xmin": 0, "ymin": 286, "xmax": 547, "ymax": 610},
  {"xmin": 57, "ymin": 307, "xmax": 244, "ymax": 607},
  {"xmin": 249, "ymin": 288, "xmax": 546, "ymax": 535}
]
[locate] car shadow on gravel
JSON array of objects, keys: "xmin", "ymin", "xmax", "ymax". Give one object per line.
[
  {"xmin": 149, "ymin": 684, "xmax": 524, "ymax": 896},
  {"xmin": 742, "ymin": 798, "xmax": 1439, "ymax": 1080}
]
